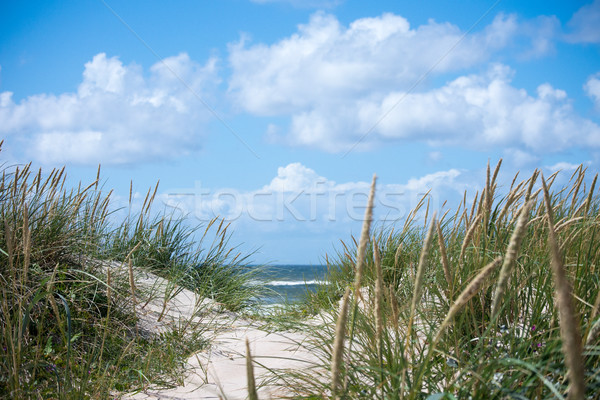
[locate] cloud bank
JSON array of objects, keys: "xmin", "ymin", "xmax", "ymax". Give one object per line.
[
  {"xmin": 163, "ymin": 162, "xmax": 466, "ymax": 229},
  {"xmin": 229, "ymin": 12, "xmax": 600, "ymax": 154},
  {"xmin": 2, "ymin": 5, "xmax": 599, "ymax": 166},
  {"xmin": 0, "ymin": 53, "xmax": 218, "ymax": 165}
]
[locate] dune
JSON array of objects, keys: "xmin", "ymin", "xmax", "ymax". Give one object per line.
[{"xmin": 112, "ymin": 262, "xmax": 320, "ymax": 399}]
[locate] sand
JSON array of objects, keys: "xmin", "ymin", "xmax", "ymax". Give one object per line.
[{"xmin": 111, "ymin": 263, "xmax": 321, "ymax": 399}]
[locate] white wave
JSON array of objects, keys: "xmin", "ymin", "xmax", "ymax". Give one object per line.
[{"xmin": 266, "ymin": 280, "xmax": 327, "ymax": 286}]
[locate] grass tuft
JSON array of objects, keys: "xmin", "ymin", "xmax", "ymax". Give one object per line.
[
  {"xmin": 276, "ymin": 162, "xmax": 600, "ymax": 399},
  {"xmin": 0, "ymin": 147, "xmax": 261, "ymax": 398}
]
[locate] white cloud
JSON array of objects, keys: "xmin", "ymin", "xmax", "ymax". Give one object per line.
[
  {"xmin": 565, "ymin": 0, "xmax": 600, "ymax": 43},
  {"xmin": 228, "ymin": 12, "xmax": 591, "ymax": 155},
  {"xmin": 406, "ymin": 169, "xmax": 461, "ymax": 190},
  {"xmin": 274, "ymin": 65, "xmax": 600, "ymax": 153},
  {"xmin": 585, "ymin": 73, "xmax": 600, "ymax": 109},
  {"xmin": 545, "ymin": 161, "xmax": 582, "ymax": 172},
  {"xmin": 264, "ymin": 162, "xmax": 328, "ymax": 192},
  {"xmin": 228, "ymin": 12, "xmax": 519, "ymax": 115},
  {"xmin": 163, "ymin": 162, "xmax": 466, "ymax": 229},
  {"xmin": 0, "ymin": 53, "xmax": 219, "ymax": 165}
]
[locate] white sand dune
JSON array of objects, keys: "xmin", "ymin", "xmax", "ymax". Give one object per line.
[{"xmin": 112, "ymin": 263, "xmax": 321, "ymax": 399}]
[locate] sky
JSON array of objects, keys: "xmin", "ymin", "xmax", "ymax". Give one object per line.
[{"xmin": 1, "ymin": 0, "xmax": 600, "ymax": 264}]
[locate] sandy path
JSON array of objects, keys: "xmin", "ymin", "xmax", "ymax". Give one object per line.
[{"xmin": 113, "ymin": 264, "xmax": 321, "ymax": 399}]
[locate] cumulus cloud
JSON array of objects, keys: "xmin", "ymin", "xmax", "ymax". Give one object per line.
[
  {"xmin": 163, "ymin": 162, "xmax": 466, "ymax": 228},
  {"xmin": 229, "ymin": 12, "xmax": 519, "ymax": 115},
  {"xmin": 228, "ymin": 12, "xmax": 593, "ymax": 155},
  {"xmin": 0, "ymin": 53, "xmax": 219, "ymax": 165},
  {"xmin": 565, "ymin": 0, "xmax": 600, "ymax": 43},
  {"xmin": 264, "ymin": 162, "xmax": 328, "ymax": 192},
  {"xmin": 274, "ymin": 65, "xmax": 600, "ymax": 153}
]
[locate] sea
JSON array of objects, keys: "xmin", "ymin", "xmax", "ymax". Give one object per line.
[{"xmin": 250, "ymin": 264, "xmax": 330, "ymax": 305}]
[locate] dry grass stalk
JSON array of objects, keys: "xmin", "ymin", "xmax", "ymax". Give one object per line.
[
  {"xmin": 475, "ymin": 189, "xmax": 485, "ymax": 223},
  {"xmin": 246, "ymin": 338, "xmax": 259, "ymax": 400},
  {"xmin": 393, "ymin": 243, "xmax": 403, "ymax": 270},
  {"xmin": 373, "ymin": 240, "xmax": 383, "ymax": 352},
  {"xmin": 129, "ymin": 180, "xmax": 133, "ymax": 205},
  {"xmin": 331, "ymin": 288, "xmax": 351, "ymax": 399},
  {"xmin": 128, "ymin": 258, "xmax": 139, "ymax": 335},
  {"xmin": 586, "ymin": 318, "xmax": 600, "ymax": 346},
  {"xmin": 353, "ymin": 174, "xmax": 377, "ymax": 299},
  {"xmin": 147, "ymin": 180, "xmax": 160, "ymax": 214},
  {"xmin": 546, "ymin": 170, "xmax": 560, "ymax": 191},
  {"xmin": 106, "ymin": 269, "xmax": 112, "ymax": 304},
  {"xmin": 591, "ymin": 284, "xmax": 600, "ymax": 323},
  {"xmin": 4, "ymin": 218, "xmax": 15, "ymax": 284},
  {"xmin": 389, "ymin": 285, "xmax": 400, "ymax": 332},
  {"xmin": 402, "ymin": 189, "xmax": 430, "ymax": 235},
  {"xmin": 491, "ymin": 158, "xmax": 503, "ymax": 189},
  {"xmin": 497, "ymin": 188, "xmax": 524, "ymax": 225},
  {"xmin": 542, "ymin": 176, "xmax": 586, "ymax": 400},
  {"xmin": 46, "ymin": 264, "xmax": 65, "ymax": 338},
  {"xmin": 525, "ymin": 169, "xmax": 539, "ymax": 201},
  {"xmin": 405, "ymin": 214, "xmax": 436, "ymax": 351},
  {"xmin": 484, "ymin": 161, "xmax": 491, "ymax": 221},
  {"xmin": 439, "ymin": 208, "xmax": 450, "ymax": 224},
  {"xmin": 555, "ymin": 216, "xmax": 584, "ymax": 232},
  {"xmin": 584, "ymin": 173, "xmax": 597, "ymax": 215},
  {"xmin": 95, "ymin": 164, "xmax": 101, "ymax": 191},
  {"xmin": 468, "ymin": 190, "xmax": 479, "ymax": 225},
  {"xmin": 423, "ymin": 195, "xmax": 430, "ymax": 231},
  {"xmin": 569, "ymin": 164, "xmax": 584, "ymax": 182},
  {"xmin": 452, "ymin": 190, "xmax": 467, "ymax": 235},
  {"xmin": 568, "ymin": 169, "xmax": 585, "ymax": 213},
  {"xmin": 460, "ymin": 213, "xmax": 482, "ymax": 261},
  {"xmin": 436, "ymin": 220, "xmax": 452, "ymax": 290},
  {"xmin": 128, "ymin": 258, "xmax": 137, "ymax": 306},
  {"xmin": 432, "ymin": 256, "xmax": 502, "ymax": 349},
  {"xmin": 491, "ymin": 200, "xmax": 533, "ymax": 320},
  {"xmin": 571, "ymin": 200, "xmax": 587, "ymax": 219},
  {"xmin": 509, "ymin": 170, "xmax": 520, "ymax": 193},
  {"xmin": 22, "ymin": 203, "xmax": 31, "ymax": 285}
]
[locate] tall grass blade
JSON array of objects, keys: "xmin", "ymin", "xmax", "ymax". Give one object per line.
[
  {"xmin": 246, "ymin": 338, "xmax": 259, "ymax": 400},
  {"xmin": 542, "ymin": 175, "xmax": 586, "ymax": 400},
  {"xmin": 353, "ymin": 174, "xmax": 377, "ymax": 298}
]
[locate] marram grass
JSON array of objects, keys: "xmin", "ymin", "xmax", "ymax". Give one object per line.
[
  {"xmin": 272, "ymin": 162, "xmax": 600, "ymax": 399},
  {"xmin": 0, "ymin": 142, "xmax": 262, "ymax": 398}
]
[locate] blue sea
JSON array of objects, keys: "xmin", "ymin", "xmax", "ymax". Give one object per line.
[{"xmin": 251, "ymin": 264, "xmax": 329, "ymax": 305}]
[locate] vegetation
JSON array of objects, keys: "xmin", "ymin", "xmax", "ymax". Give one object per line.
[
  {"xmin": 3, "ymin": 138, "xmax": 599, "ymax": 400},
  {"xmin": 0, "ymin": 141, "xmax": 261, "ymax": 399},
  {"xmin": 263, "ymin": 161, "xmax": 600, "ymax": 399}
]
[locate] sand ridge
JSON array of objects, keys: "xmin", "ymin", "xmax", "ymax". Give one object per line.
[{"xmin": 114, "ymin": 263, "xmax": 320, "ymax": 399}]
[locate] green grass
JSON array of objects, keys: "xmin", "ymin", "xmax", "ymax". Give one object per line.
[
  {"xmin": 265, "ymin": 161, "xmax": 600, "ymax": 399},
  {"xmin": 0, "ymin": 142, "xmax": 262, "ymax": 399},
  {"xmin": 4, "ymin": 143, "xmax": 600, "ymax": 399}
]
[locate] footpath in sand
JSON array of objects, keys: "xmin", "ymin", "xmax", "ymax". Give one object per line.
[{"xmin": 117, "ymin": 265, "xmax": 321, "ymax": 400}]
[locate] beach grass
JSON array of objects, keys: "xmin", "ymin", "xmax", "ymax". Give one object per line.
[
  {"xmin": 270, "ymin": 161, "xmax": 600, "ymax": 399},
  {"xmin": 3, "ymin": 141, "xmax": 600, "ymax": 399},
  {"xmin": 0, "ymin": 142, "xmax": 262, "ymax": 399}
]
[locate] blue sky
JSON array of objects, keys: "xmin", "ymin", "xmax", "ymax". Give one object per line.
[{"xmin": 1, "ymin": 0, "xmax": 600, "ymax": 264}]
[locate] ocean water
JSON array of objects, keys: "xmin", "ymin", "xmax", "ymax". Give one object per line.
[{"xmin": 251, "ymin": 264, "xmax": 329, "ymax": 305}]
